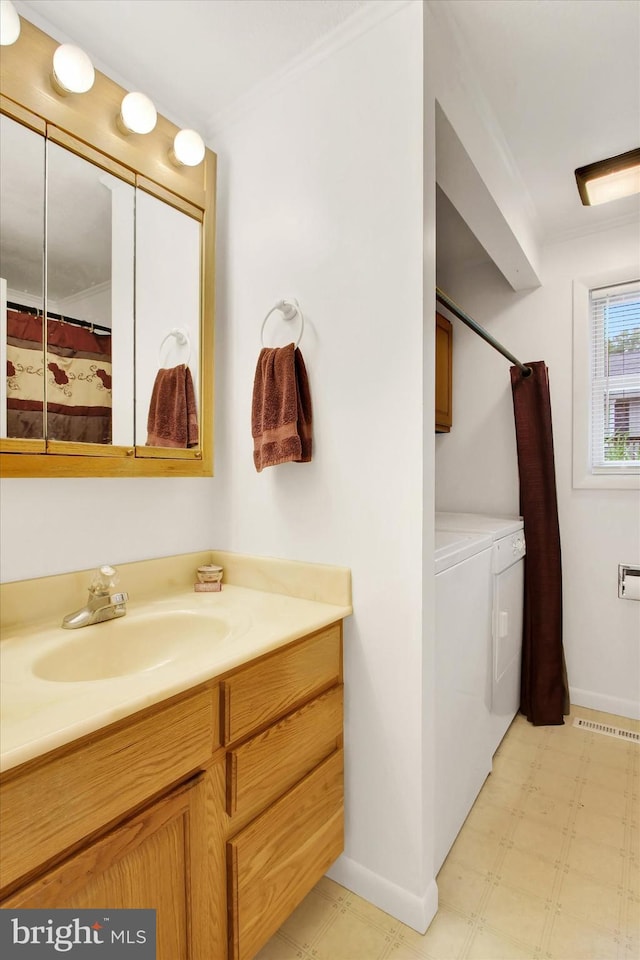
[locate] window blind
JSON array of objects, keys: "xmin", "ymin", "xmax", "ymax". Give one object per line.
[{"xmin": 590, "ymin": 280, "xmax": 640, "ymax": 471}]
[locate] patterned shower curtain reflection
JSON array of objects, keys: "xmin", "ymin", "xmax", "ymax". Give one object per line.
[{"xmin": 6, "ymin": 308, "xmax": 112, "ymax": 443}]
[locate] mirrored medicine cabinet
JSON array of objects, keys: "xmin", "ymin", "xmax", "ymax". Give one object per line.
[{"xmin": 0, "ymin": 18, "xmax": 215, "ymax": 478}]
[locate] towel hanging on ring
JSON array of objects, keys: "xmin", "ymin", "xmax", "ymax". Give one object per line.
[
  {"xmin": 147, "ymin": 364, "xmax": 198, "ymax": 448},
  {"xmin": 252, "ymin": 333, "xmax": 312, "ymax": 471}
]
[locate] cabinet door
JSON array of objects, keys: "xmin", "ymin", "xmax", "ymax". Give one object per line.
[
  {"xmin": 435, "ymin": 312, "xmax": 453, "ymax": 432},
  {"xmin": 2, "ymin": 776, "xmax": 208, "ymax": 960},
  {"xmin": 228, "ymin": 749, "xmax": 344, "ymax": 960},
  {"xmin": 0, "ymin": 686, "xmax": 217, "ymax": 893}
]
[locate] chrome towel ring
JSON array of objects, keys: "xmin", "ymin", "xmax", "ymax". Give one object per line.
[{"xmin": 260, "ymin": 298, "xmax": 304, "ymax": 348}]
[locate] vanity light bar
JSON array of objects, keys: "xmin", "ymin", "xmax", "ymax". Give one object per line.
[{"xmin": 40, "ymin": 24, "xmax": 206, "ymax": 166}]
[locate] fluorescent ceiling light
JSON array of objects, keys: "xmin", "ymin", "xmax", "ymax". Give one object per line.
[{"xmin": 575, "ymin": 149, "xmax": 640, "ymax": 206}]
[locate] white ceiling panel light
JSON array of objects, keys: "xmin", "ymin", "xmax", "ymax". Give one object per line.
[
  {"xmin": 118, "ymin": 92, "xmax": 157, "ymax": 135},
  {"xmin": 575, "ymin": 149, "xmax": 640, "ymax": 206},
  {"xmin": 171, "ymin": 129, "xmax": 205, "ymax": 167},
  {"xmin": 0, "ymin": 0, "xmax": 21, "ymax": 45},
  {"xmin": 51, "ymin": 43, "xmax": 95, "ymax": 95}
]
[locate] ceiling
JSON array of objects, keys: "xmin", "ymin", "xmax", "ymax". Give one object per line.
[
  {"xmin": 13, "ymin": 0, "xmax": 640, "ymax": 253},
  {"xmin": 445, "ymin": 0, "xmax": 640, "ymax": 244},
  {"xmin": 15, "ymin": 0, "xmax": 371, "ymax": 133}
]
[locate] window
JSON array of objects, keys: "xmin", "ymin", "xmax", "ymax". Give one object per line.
[
  {"xmin": 590, "ymin": 280, "xmax": 640, "ymax": 470},
  {"xmin": 573, "ymin": 273, "xmax": 640, "ymax": 490}
]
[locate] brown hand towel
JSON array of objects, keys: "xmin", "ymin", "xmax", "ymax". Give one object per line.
[
  {"xmin": 146, "ymin": 364, "xmax": 199, "ymax": 448},
  {"xmin": 252, "ymin": 343, "xmax": 312, "ymax": 472}
]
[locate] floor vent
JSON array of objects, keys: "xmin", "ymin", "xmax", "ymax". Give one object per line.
[{"xmin": 573, "ymin": 717, "xmax": 640, "ymax": 743}]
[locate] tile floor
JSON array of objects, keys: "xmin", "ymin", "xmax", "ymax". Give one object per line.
[{"xmin": 256, "ymin": 706, "xmax": 639, "ymax": 960}]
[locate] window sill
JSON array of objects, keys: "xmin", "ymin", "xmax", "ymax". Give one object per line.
[{"xmin": 572, "ymin": 469, "xmax": 640, "ymax": 491}]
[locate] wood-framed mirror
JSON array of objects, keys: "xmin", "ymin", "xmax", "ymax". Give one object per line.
[{"xmin": 0, "ymin": 17, "xmax": 215, "ymax": 478}]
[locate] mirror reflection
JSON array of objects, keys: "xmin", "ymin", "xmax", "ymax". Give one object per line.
[
  {"xmin": 0, "ymin": 114, "xmax": 45, "ymax": 440},
  {"xmin": 1, "ymin": 115, "xmax": 204, "ymax": 452},
  {"xmin": 46, "ymin": 140, "xmax": 134, "ymax": 445},
  {"xmin": 135, "ymin": 190, "xmax": 201, "ymax": 449}
]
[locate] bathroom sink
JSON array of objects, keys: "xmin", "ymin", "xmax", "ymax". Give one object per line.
[{"xmin": 32, "ymin": 610, "xmax": 231, "ymax": 682}]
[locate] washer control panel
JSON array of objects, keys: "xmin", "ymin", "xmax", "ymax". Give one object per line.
[{"xmin": 492, "ymin": 531, "xmax": 526, "ymax": 573}]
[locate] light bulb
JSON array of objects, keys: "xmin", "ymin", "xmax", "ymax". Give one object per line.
[
  {"xmin": 0, "ymin": 0, "xmax": 20, "ymax": 45},
  {"xmin": 52, "ymin": 44, "xmax": 95, "ymax": 95},
  {"xmin": 171, "ymin": 129, "xmax": 205, "ymax": 167},
  {"xmin": 119, "ymin": 92, "xmax": 157, "ymax": 135},
  {"xmin": 585, "ymin": 165, "xmax": 640, "ymax": 205}
]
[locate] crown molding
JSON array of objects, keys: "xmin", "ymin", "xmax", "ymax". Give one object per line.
[
  {"xmin": 543, "ymin": 209, "xmax": 640, "ymax": 247},
  {"xmin": 206, "ymin": 0, "xmax": 416, "ymax": 140},
  {"xmin": 57, "ymin": 280, "xmax": 111, "ymax": 308}
]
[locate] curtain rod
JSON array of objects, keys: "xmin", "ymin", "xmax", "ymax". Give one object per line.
[
  {"xmin": 436, "ymin": 288, "xmax": 532, "ymax": 377},
  {"xmin": 7, "ymin": 301, "xmax": 111, "ymax": 335}
]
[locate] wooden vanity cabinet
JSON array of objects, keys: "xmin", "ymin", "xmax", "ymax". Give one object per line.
[
  {"xmin": 436, "ymin": 311, "xmax": 453, "ymax": 432},
  {"xmin": 0, "ymin": 685, "xmax": 224, "ymax": 960},
  {"xmin": 0, "ymin": 621, "xmax": 345, "ymax": 960},
  {"xmin": 2, "ymin": 775, "xmax": 212, "ymax": 960}
]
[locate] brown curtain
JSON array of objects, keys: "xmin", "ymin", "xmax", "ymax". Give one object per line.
[{"xmin": 510, "ymin": 360, "xmax": 570, "ymax": 725}]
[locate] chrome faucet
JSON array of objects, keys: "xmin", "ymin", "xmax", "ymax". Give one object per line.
[{"xmin": 62, "ymin": 565, "xmax": 128, "ymax": 629}]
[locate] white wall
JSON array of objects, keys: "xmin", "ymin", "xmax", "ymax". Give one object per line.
[
  {"xmin": 0, "ymin": 476, "xmax": 225, "ymax": 582},
  {"xmin": 213, "ymin": 0, "xmax": 434, "ymax": 930},
  {"xmin": 435, "ymin": 221, "xmax": 640, "ymax": 719}
]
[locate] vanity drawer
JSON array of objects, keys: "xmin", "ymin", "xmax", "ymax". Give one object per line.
[
  {"xmin": 228, "ymin": 748, "xmax": 344, "ymax": 960},
  {"xmin": 0, "ymin": 686, "xmax": 218, "ymax": 893},
  {"xmin": 222, "ymin": 623, "xmax": 341, "ymax": 745},
  {"xmin": 227, "ymin": 684, "xmax": 342, "ymax": 821}
]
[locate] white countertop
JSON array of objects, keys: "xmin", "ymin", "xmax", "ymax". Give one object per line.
[{"xmin": 0, "ymin": 553, "xmax": 352, "ymax": 773}]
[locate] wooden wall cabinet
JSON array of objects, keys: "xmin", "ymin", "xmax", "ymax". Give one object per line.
[
  {"xmin": 0, "ymin": 623, "xmax": 345, "ymax": 960},
  {"xmin": 436, "ymin": 312, "xmax": 453, "ymax": 433}
]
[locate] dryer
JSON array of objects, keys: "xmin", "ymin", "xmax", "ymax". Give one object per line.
[
  {"xmin": 434, "ymin": 528, "xmax": 493, "ymax": 871},
  {"xmin": 435, "ymin": 512, "xmax": 526, "ymax": 752}
]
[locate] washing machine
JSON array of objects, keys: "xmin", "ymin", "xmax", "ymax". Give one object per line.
[
  {"xmin": 434, "ymin": 528, "xmax": 494, "ymax": 871},
  {"xmin": 435, "ymin": 512, "xmax": 526, "ymax": 753}
]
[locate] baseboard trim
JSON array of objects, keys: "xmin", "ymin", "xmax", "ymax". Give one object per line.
[
  {"xmin": 326, "ymin": 854, "xmax": 438, "ymax": 934},
  {"xmin": 570, "ymin": 686, "xmax": 640, "ymax": 722}
]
